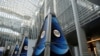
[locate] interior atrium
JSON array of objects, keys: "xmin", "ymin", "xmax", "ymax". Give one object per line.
[{"xmin": 0, "ymin": 0, "xmax": 100, "ymax": 56}]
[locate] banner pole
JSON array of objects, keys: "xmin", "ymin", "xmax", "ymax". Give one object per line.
[
  {"xmin": 71, "ymin": 0, "xmax": 89, "ymax": 56},
  {"xmin": 18, "ymin": 36, "xmax": 25, "ymax": 56},
  {"xmin": 44, "ymin": 8, "xmax": 51, "ymax": 56}
]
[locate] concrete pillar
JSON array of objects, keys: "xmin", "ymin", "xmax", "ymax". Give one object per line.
[
  {"xmin": 70, "ymin": 0, "xmax": 90, "ymax": 56},
  {"xmin": 95, "ymin": 41, "xmax": 100, "ymax": 56},
  {"xmin": 74, "ymin": 46, "xmax": 80, "ymax": 56}
]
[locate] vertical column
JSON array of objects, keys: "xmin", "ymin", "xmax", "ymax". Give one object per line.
[
  {"xmin": 50, "ymin": 0, "xmax": 54, "ymax": 14},
  {"xmin": 44, "ymin": 0, "xmax": 54, "ymax": 15},
  {"xmin": 74, "ymin": 46, "xmax": 80, "ymax": 56},
  {"xmin": 70, "ymin": 0, "xmax": 90, "ymax": 56},
  {"xmin": 53, "ymin": 0, "xmax": 57, "ymax": 14},
  {"xmin": 95, "ymin": 41, "xmax": 100, "ymax": 56},
  {"xmin": 18, "ymin": 36, "xmax": 25, "ymax": 56},
  {"xmin": 44, "ymin": 13, "xmax": 51, "ymax": 56},
  {"xmin": 44, "ymin": 0, "xmax": 54, "ymax": 56},
  {"xmin": 44, "ymin": 0, "xmax": 47, "ymax": 18}
]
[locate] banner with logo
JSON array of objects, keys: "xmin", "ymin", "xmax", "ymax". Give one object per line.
[
  {"xmin": 32, "ymin": 17, "xmax": 48, "ymax": 56},
  {"xmin": 20, "ymin": 37, "xmax": 28, "ymax": 56},
  {"xmin": 12, "ymin": 45, "xmax": 19, "ymax": 56},
  {"xmin": 50, "ymin": 14, "xmax": 72, "ymax": 56}
]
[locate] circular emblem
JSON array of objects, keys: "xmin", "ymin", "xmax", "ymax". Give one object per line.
[
  {"xmin": 7, "ymin": 46, "xmax": 10, "ymax": 50},
  {"xmin": 41, "ymin": 31, "xmax": 45, "ymax": 38},
  {"xmin": 24, "ymin": 46, "xmax": 28, "ymax": 50},
  {"xmin": 53, "ymin": 30, "xmax": 60, "ymax": 37},
  {"xmin": 15, "ymin": 51, "xmax": 17, "ymax": 54}
]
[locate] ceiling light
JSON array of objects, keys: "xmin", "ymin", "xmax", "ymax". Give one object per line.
[
  {"xmin": 0, "ymin": 27, "xmax": 20, "ymax": 36},
  {"xmin": 0, "ymin": 12, "xmax": 23, "ymax": 21}
]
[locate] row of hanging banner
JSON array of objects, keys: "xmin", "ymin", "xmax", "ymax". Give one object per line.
[
  {"xmin": 0, "ymin": 37, "xmax": 28, "ymax": 56},
  {"xmin": 0, "ymin": 14, "xmax": 72, "ymax": 56}
]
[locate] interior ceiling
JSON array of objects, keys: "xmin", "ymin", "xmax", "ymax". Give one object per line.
[
  {"xmin": 0, "ymin": 0, "xmax": 44, "ymax": 37},
  {"xmin": 0, "ymin": 0, "xmax": 43, "ymax": 17}
]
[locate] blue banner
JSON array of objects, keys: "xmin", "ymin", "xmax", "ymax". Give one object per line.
[
  {"xmin": 12, "ymin": 45, "xmax": 19, "ymax": 56},
  {"xmin": 51, "ymin": 15, "xmax": 72, "ymax": 56},
  {"xmin": 20, "ymin": 37, "xmax": 28, "ymax": 56},
  {"xmin": 0, "ymin": 47, "xmax": 4, "ymax": 56},
  {"xmin": 33, "ymin": 17, "xmax": 48, "ymax": 56}
]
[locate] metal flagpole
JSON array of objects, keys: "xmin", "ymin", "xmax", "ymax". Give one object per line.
[
  {"xmin": 44, "ymin": 8, "xmax": 51, "ymax": 56},
  {"xmin": 18, "ymin": 36, "xmax": 25, "ymax": 56},
  {"xmin": 11, "ymin": 41, "xmax": 18, "ymax": 56},
  {"xmin": 44, "ymin": 0, "xmax": 47, "ymax": 18},
  {"xmin": 70, "ymin": 0, "xmax": 90, "ymax": 56}
]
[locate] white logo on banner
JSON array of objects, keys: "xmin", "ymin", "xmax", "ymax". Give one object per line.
[
  {"xmin": 24, "ymin": 46, "xmax": 28, "ymax": 50},
  {"xmin": 53, "ymin": 30, "xmax": 60, "ymax": 37},
  {"xmin": 15, "ymin": 51, "xmax": 17, "ymax": 54},
  {"xmin": 41, "ymin": 31, "xmax": 45, "ymax": 38}
]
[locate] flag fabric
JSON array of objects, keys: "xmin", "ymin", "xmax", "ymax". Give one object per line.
[
  {"xmin": 50, "ymin": 14, "xmax": 72, "ymax": 56},
  {"xmin": 0, "ymin": 47, "xmax": 4, "ymax": 56},
  {"xmin": 20, "ymin": 37, "xmax": 28, "ymax": 56},
  {"xmin": 12, "ymin": 45, "xmax": 19, "ymax": 56},
  {"xmin": 33, "ymin": 17, "xmax": 48, "ymax": 56}
]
